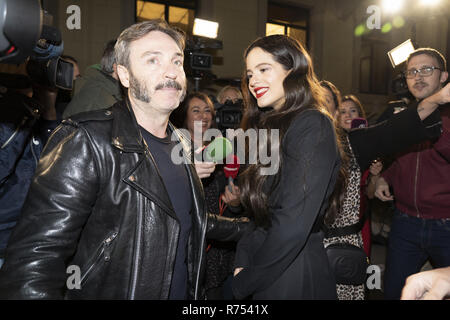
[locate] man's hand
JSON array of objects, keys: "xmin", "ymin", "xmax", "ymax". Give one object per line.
[
  {"xmin": 221, "ymin": 180, "xmax": 240, "ymax": 207},
  {"xmin": 234, "ymin": 267, "xmax": 243, "ymax": 276},
  {"xmin": 193, "ymin": 146, "xmax": 215, "ymax": 179},
  {"xmin": 431, "ymin": 82, "xmax": 450, "ymax": 106},
  {"xmin": 194, "ymin": 161, "xmax": 215, "ymax": 179},
  {"xmin": 401, "ymin": 266, "xmax": 450, "ymax": 300},
  {"xmin": 418, "ymin": 82, "xmax": 450, "ymax": 120},
  {"xmin": 374, "ymin": 177, "xmax": 394, "ymax": 201}
]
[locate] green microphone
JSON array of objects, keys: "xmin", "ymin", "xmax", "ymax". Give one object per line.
[{"xmin": 203, "ymin": 137, "xmax": 233, "ymax": 162}]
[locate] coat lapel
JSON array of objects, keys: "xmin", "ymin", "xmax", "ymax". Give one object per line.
[
  {"xmin": 169, "ymin": 123, "xmax": 206, "ymax": 228},
  {"xmin": 110, "ymin": 101, "xmax": 177, "ymax": 220}
]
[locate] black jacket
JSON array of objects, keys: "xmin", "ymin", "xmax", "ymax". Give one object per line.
[
  {"xmin": 0, "ymin": 100, "xmax": 247, "ymax": 300},
  {"xmin": 348, "ymin": 104, "xmax": 442, "ymax": 171},
  {"xmin": 0, "ymin": 92, "xmax": 58, "ymax": 258},
  {"xmin": 62, "ymin": 66, "xmax": 122, "ymax": 118},
  {"xmin": 232, "ymin": 110, "xmax": 339, "ymax": 299}
]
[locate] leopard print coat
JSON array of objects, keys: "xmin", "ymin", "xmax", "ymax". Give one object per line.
[{"xmin": 323, "ymin": 135, "xmax": 365, "ymax": 300}]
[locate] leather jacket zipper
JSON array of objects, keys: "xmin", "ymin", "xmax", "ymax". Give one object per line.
[
  {"xmin": 129, "ymin": 193, "xmax": 144, "ymax": 300},
  {"xmin": 194, "ymin": 212, "xmax": 208, "ymax": 300},
  {"xmin": 80, "ymin": 231, "xmax": 118, "ymax": 285}
]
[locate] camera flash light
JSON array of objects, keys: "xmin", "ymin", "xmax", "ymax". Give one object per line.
[
  {"xmin": 193, "ymin": 18, "xmax": 219, "ymax": 39},
  {"xmin": 387, "ymin": 39, "xmax": 415, "ymax": 68}
]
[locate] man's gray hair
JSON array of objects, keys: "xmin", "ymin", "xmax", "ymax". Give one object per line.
[{"xmin": 115, "ymin": 19, "xmax": 186, "ymax": 69}]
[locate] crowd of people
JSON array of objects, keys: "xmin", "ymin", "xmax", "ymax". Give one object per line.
[{"xmin": 0, "ymin": 19, "xmax": 449, "ymax": 300}]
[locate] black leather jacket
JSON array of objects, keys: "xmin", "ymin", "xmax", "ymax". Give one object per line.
[{"xmin": 0, "ymin": 100, "xmax": 247, "ymax": 299}]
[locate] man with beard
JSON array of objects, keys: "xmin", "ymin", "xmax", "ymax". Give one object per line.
[
  {"xmin": 0, "ymin": 20, "xmax": 248, "ymax": 300},
  {"xmin": 374, "ymin": 48, "xmax": 450, "ymax": 300}
]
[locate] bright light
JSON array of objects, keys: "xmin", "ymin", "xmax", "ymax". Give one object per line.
[
  {"xmin": 382, "ymin": 0, "xmax": 405, "ymax": 14},
  {"xmin": 387, "ymin": 39, "xmax": 415, "ymax": 68},
  {"xmin": 193, "ymin": 18, "xmax": 219, "ymax": 39},
  {"xmin": 420, "ymin": 0, "xmax": 441, "ymax": 5}
]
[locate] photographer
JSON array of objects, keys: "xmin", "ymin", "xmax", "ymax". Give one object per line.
[
  {"xmin": 214, "ymin": 86, "xmax": 244, "ymax": 135},
  {"xmin": 217, "ymin": 85, "xmax": 242, "ymax": 105},
  {"xmin": 0, "ymin": 73, "xmax": 59, "ymax": 268},
  {"xmin": 0, "ymin": 0, "xmax": 74, "ymax": 269}
]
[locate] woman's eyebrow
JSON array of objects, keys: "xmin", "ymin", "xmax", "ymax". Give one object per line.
[{"xmin": 247, "ymin": 63, "xmax": 271, "ymax": 72}]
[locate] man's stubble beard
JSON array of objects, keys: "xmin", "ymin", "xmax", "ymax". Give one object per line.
[{"xmin": 129, "ymin": 71, "xmax": 151, "ymax": 103}]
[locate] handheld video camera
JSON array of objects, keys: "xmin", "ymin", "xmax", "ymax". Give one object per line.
[
  {"xmin": 215, "ymin": 99, "xmax": 243, "ymax": 134},
  {"xmin": 184, "ymin": 36, "xmax": 223, "ymax": 91},
  {"xmin": 0, "ymin": 0, "xmax": 73, "ymax": 90}
]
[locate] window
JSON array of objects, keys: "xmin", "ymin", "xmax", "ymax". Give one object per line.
[
  {"xmin": 359, "ymin": 37, "xmax": 391, "ymax": 95},
  {"xmin": 136, "ymin": 0, "xmax": 196, "ymax": 35},
  {"xmin": 266, "ymin": 2, "xmax": 309, "ymax": 47}
]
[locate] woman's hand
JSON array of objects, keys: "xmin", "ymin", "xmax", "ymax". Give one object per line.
[
  {"xmin": 367, "ymin": 160, "xmax": 383, "ymax": 199},
  {"xmin": 221, "ymin": 180, "xmax": 241, "ymax": 207},
  {"xmin": 374, "ymin": 177, "xmax": 394, "ymax": 201},
  {"xmin": 234, "ymin": 267, "xmax": 244, "ymax": 276}
]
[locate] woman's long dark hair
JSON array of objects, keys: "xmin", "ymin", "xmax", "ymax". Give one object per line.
[
  {"xmin": 239, "ymin": 35, "xmax": 347, "ymax": 229},
  {"xmin": 320, "ymin": 80, "xmax": 342, "ymax": 114}
]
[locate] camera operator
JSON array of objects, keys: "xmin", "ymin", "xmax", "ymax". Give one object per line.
[
  {"xmin": 217, "ymin": 85, "xmax": 242, "ymax": 105},
  {"xmin": 214, "ymin": 86, "xmax": 244, "ymax": 135},
  {"xmin": 0, "ymin": 0, "xmax": 73, "ymax": 269},
  {"xmin": 0, "ymin": 73, "xmax": 59, "ymax": 269}
]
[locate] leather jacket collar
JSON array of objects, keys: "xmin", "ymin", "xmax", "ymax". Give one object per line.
[{"xmin": 110, "ymin": 99, "xmax": 207, "ymax": 299}]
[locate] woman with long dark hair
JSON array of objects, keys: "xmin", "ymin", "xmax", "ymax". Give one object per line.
[{"xmin": 231, "ymin": 35, "xmax": 341, "ymax": 299}]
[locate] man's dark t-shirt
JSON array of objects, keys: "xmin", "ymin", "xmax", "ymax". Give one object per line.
[{"xmin": 140, "ymin": 126, "xmax": 192, "ymax": 300}]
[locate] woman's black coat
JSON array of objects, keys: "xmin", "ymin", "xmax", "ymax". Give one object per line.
[{"xmin": 232, "ymin": 110, "xmax": 339, "ymax": 299}]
